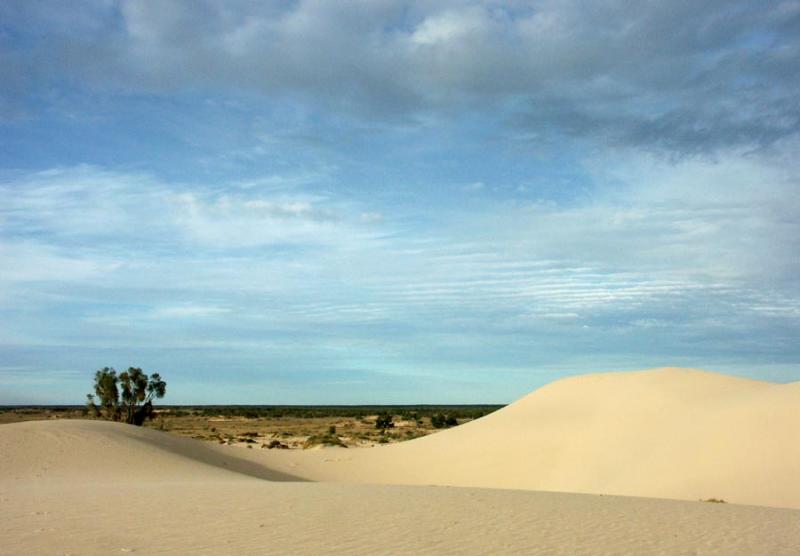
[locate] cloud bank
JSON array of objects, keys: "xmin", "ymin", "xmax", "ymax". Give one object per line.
[{"xmin": 2, "ymin": 0, "xmax": 800, "ymax": 153}]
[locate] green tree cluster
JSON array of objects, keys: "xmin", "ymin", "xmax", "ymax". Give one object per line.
[
  {"xmin": 430, "ymin": 413, "xmax": 458, "ymax": 429},
  {"xmin": 86, "ymin": 367, "xmax": 166, "ymax": 426}
]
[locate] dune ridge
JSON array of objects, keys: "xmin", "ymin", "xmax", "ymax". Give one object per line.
[{"xmin": 3, "ymin": 367, "xmax": 800, "ymax": 554}]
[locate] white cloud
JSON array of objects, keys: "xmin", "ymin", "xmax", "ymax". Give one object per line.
[
  {"xmin": 409, "ymin": 8, "xmax": 490, "ymax": 47},
  {"xmin": 0, "ymin": 240, "xmax": 114, "ymax": 284},
  {"xmin": 151, "ymin": 305, "xmax": 232, "ymax": 319},
  {"xmin": 360, "ymin": 212, "xmax": 384, "ymax": 223},
  {"xmin": 0, "ymin": 165, "xmax": 379, "ymax": 252}
]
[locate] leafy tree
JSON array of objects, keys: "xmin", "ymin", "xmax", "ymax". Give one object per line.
[
  {"xmin": 87, "ymin": 367, "xmax": 120, "ymax": 421},
  {"xmin": 86, "ymin": 367, "xmax": 166, "ymax": 426}
]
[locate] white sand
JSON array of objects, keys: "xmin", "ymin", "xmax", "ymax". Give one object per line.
[{"xmin": 3, "ymin": 367, "xmax": 800, "ymax": 555}]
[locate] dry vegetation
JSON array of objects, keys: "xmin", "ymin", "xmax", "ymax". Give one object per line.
[{"xmin": 0, "ymin": 405, "xmax": 502, "ymax": 449}]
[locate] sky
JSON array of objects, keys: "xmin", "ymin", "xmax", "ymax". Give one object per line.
[{"xmin": 1, "ymin": 0, "xmax": 799, "ymax": 404}]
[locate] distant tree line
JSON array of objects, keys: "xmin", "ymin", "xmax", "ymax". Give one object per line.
[{"xmin": 160, "ymin": 404, "xmax": 502, "ymax": 420}]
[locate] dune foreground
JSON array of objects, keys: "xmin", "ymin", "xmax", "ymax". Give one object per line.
[{"xmin": 3, "ymin": 368, "xmax": 800, "ymax": 555}]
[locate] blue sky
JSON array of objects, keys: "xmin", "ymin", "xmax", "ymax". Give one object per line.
[{"xmin": 1, "ymin": 1, "xmax": 799, "ymax": 404}]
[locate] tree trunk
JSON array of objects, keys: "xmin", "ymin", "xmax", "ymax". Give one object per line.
[{"xmin": 132, "ymin": 401, "xmax": 153, "ymax": 426}]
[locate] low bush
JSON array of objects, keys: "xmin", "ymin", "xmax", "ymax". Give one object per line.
[
  {"xmin": 303, "ymin": 433, "xmax": 346, "ymax": 449},
  {"xmin": 265, "ymin": 439, "xmax": 289, "ymax": 449}
]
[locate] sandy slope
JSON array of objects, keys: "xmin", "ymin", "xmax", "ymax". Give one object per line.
[
  {"xmin": 3, "ymin": 367, "xmax": 800, "ymax": 555},
  {"xmin": 0, "ymin": 419, "xmax": 297, "ymax": 484},
  {"xmin": 253, "ymin": 367, "xmax": 800, "ymax": 508}
]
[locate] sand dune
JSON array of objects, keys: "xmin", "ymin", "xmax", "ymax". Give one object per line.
[
  {"xmin": 0, "ymin": 419, "xmax": 298, "ymax": 483},
  {"xmin": 254, "ymin": 367, "xmax": 800, "ymax": 509},
  {"xmin": 3, "ymin": 367, "xmax": 800, "ymax": 554}
]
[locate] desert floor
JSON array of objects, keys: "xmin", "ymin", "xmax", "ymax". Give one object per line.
[{"xmin": 3, "ymin": 367, "xmax": 800, "ymax": 555}]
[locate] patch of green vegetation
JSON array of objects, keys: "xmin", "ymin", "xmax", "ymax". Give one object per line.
[
  {"xmin": 430, "ymin": 413, "xmax": 458, "ymax": 428},
  {"xmin": 303, "ymin": 433, "xmax": 347, "ymax": 449}
]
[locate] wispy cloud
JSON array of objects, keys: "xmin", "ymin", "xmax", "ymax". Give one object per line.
[
  {"xmin": 0, "ymin": 164, "xmax": 377, "ymax": 251},
  {"xmin": 1, "ymin": 146, "xmax": 797, "ymax": 400}
]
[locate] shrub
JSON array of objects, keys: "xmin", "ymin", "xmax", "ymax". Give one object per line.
[
  {"xmin": 400, "ymin": 410, "xmax": 419, "ymax": 421},
  {"xmin": 265, "ymin": 440, "xmax": 289, "ymax": 449},
  {"xmin": 375, "ymin": 412, "xmax": 394, "ymax": 430},
  {"xmin": 303, "ymin": 434, "xmax": 346, "ymax": 449},
  {"xmin": 431, "ymin": 413, "xmax": 458, "ymax": 429}
]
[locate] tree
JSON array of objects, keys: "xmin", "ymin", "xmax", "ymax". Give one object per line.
[
  {"xmin": 87, "ymin": 367, "xmax": 120, "ymax": 421},
  {"xmin": 86, "ymin": 367, "xmax": 166, "ymax": 426}
]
